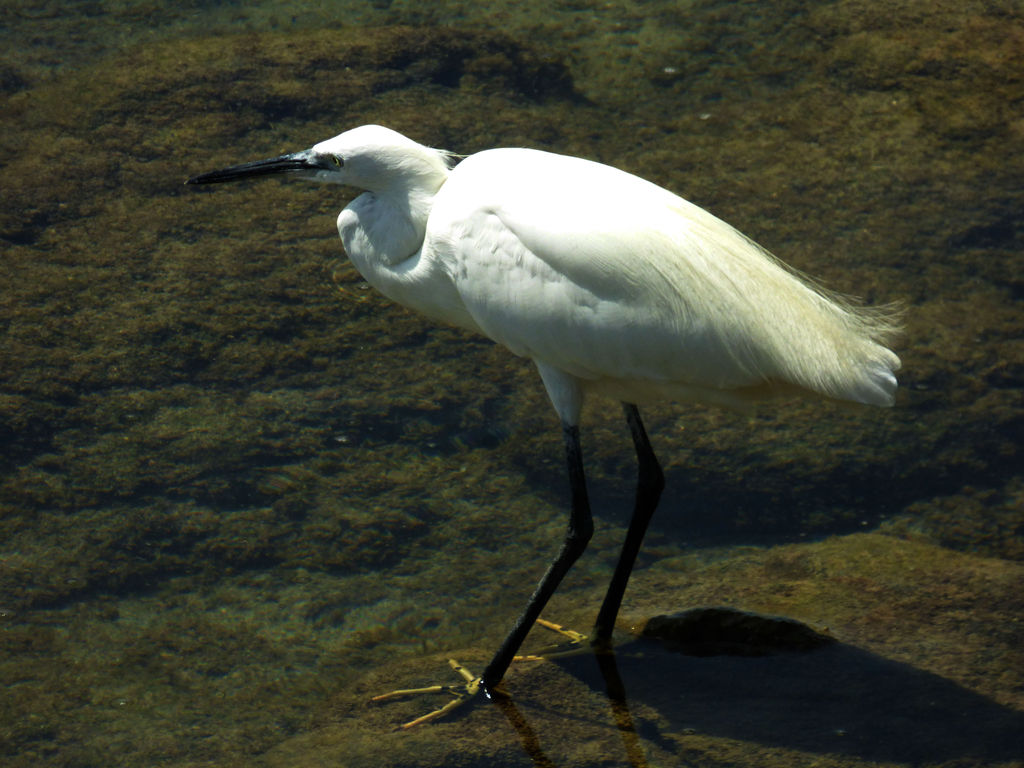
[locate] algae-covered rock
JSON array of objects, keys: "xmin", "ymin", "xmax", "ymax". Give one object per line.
[{"xmin": 642, "ymin": 606, "xmax": 835, "ymax": 656}]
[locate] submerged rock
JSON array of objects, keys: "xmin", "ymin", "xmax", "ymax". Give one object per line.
[{"xmin": 642, "ymin": 606, "xmax": 835, "ymax": 656}]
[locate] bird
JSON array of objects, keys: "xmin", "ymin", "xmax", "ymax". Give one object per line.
[{"xmin": 187, "ymin": 124, "xmax": 900, "ymax": 721}]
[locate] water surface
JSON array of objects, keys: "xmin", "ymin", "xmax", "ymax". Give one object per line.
[{"xmin": 1, "ymin": 1, "xmax": 1022, "ymax": 766}]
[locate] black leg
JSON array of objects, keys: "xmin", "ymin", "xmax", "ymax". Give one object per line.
[
  {"xmin": 592, "ymin": 403, "xmax": 664, "ymax": 645},
  {"xmin": 480, "ymin": 421, "xmax": 594, "ymax": 693}
]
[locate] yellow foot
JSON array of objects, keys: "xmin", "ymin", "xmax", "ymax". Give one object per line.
[
  {"xmin": 372, "ymin": 619, "xmax": 588, "ymax": 728},
  {"xmin": 371, "ymin": 658, "xmax": 485, "ymax": 729},
  {"xmin": 514, "ymin": 618, "xmax": 589, "ymax": 662}
]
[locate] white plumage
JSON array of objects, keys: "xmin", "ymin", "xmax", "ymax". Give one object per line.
[
  {"xmin": 188, "ymin": 123, "xmax": 901, "ymax": 714},
  {"xmin": 322, "ymin": 126, "xmax": 899, "ymax": 424}
]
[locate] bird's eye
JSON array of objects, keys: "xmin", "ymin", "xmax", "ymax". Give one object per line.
[{"xmin": 332, "ymin": 155, "xmax": 344, "ymax": 167}]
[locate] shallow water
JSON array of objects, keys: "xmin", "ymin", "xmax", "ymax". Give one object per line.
[{"xmin": 1, "ymin": 1, "xmax": 1022, "ymax": 766}]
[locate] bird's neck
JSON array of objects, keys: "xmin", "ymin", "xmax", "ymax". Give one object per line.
[
  {"xmin": 339, "ymin": 170, "xmax": 443, "ymax": 263},
  {"xmin": 337, "ymin": 176, "xmax": 480, "ymax": 333}
]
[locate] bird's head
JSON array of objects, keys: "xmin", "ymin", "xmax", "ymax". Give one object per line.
[{"xmin": 186, "ymin": 125, "xmax": 452, "ymax": 197}]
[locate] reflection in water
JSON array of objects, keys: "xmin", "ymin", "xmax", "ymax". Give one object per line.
[
  {"xmin": 497, "ymin": 621, "xmax": 650, "ymax": 768},
  {"xmin": 494, "ymin": 694, "xmax": 563, "ymax": 768},
  {"xmin": 493, "ymin": 648, "xmax": 650, "ymax": 768},
  {"xmin": 486, "ymin": 622, "xmax": 1024, "ymax": 767},
  {"xmin": 539, "ymin": 631, "xmax": 1024, "ymax": 766},
  {"xmin": 594, "ymin": 650, "xmax": 650, "ymax": 768}
]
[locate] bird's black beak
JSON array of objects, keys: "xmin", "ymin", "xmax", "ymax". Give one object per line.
[{"xmin": 186, "ymin": 149, "xmax": 329, "ymax": 185}]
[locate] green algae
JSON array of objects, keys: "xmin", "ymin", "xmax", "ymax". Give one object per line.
[
  {"xmin": 267, "ymin": 533, "xmax": 1024, "ymax": 768},
  {"xmin": 0, "ymin": 2, "xmax": 1022, "ymax": 766}
]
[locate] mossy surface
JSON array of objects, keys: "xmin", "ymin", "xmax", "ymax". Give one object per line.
[{"xmin": 1, "ymin": 2, "xmax": 1022, "ymax": 767}]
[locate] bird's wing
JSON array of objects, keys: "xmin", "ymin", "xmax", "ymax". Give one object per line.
[
  {"xmin": 431, "ymin": 148, "xmax": 899, "ymax": 407},
  {"xmin": 434, "ymin": 149, "xmax": 794, "ymax": 392}
]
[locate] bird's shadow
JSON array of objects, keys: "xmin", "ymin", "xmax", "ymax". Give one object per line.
[{"xmin": 548, "ymin": 633, "xmax": 1024, "ymax": 765}]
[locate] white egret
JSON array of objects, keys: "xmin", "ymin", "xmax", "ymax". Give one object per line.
[{"xmin": 187, "ymin": 125, "xmax": 900, "ymax": 720}]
